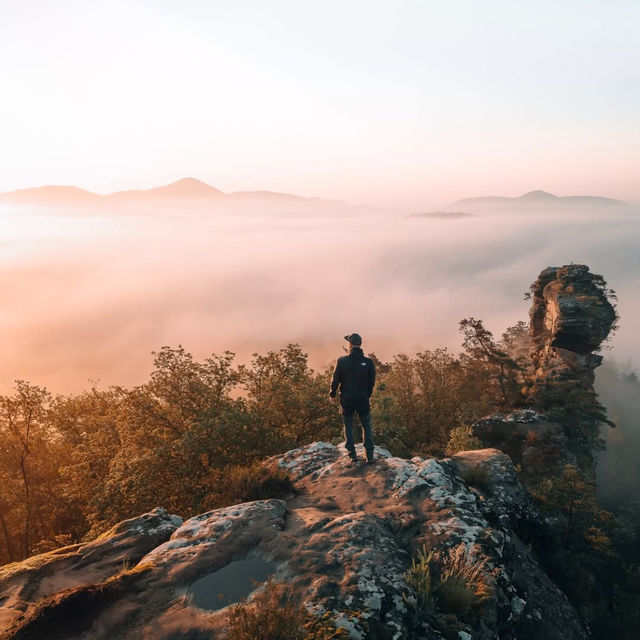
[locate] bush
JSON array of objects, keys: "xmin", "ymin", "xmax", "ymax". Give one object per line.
[
  {"xmin": 204, "ymin": 461, "xmax": 299, "ymax": 510},
  {"xmin": 404, "ymin": 543, "xmax": 496, "ymax": 619},
  {"xmin": 435, "ymin": 544, "xmax": 496, "ymax": 616},
  {"xmin": 416, "ymin": 442, "xmax": 446, "ymax": 459},
  {"xmin": 445, "ymin": 425, "xmax": 482, "ymax": 456},
  {"xmin": 226, "ymin": 580, "xmax": 349, "ymax": 640}
]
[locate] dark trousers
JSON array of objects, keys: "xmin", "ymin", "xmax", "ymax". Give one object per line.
[{"xmin": 341, "ymin": 404, "xmax": 374, "ymax": 461}]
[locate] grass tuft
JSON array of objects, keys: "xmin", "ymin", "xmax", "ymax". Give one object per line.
[
  {"xmin": 226, "ymin": 580, "xmax": 349, "ymax": 640},
  {"xmin": 404, "ymin": 545, "xmax": 434, "ymax": 607},
  {"xmin": 404, "ymin": 543, "xmax": 497, "ymax": 619}
]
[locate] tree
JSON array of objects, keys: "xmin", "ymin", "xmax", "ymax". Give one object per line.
[
  {"xmin": 371, "ymin": 348, "xmax": 495, "ymax": 456},
  {"xmin": 85, "ymin": 347, "xmax": 248, "ymax": 532},
  {"xmin": 0, "ymin": 381, "xmax": 51, "ymax": 558},
  {"xmin": 48, "ymin": 386, "xmax": 124, "ymax": 539},
  {"xmin": 242, "ymin": 344, "xmax": 337, "ymax": 450},
  {"xmin": 499, "ymin": 321, "xmax": 532, "ymax": 370},
  {"xmin": 459, "ymin": 317, "xmax": 524, "ymax": 409},
  {"xmin": 535, "ymin": 464, "xmax": 612, "ymax": 551}
]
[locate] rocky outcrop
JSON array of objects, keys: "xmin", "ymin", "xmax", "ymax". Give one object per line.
[
  {"xmin": 0, "ymin": 443, "xmax": 588, "ymax": 640},
  {"xmin": 527, "ymin": 264, "xmax": 616, "ymax": 405},
  {"xmin": 0, "ymin": 508, "xmax": 182, "ymax": 637},
  {"xmin": 473, "ymin": 265, "xmax": 616, "ymax": 480},
  {"xmin": 471, "ymin": 410, "xmax": 576, "ymax": 487}
]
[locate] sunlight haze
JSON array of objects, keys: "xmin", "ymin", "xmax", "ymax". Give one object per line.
[
  {"xmin": 1, "ymin": 0, "xmax": 639, "ymax": 208},
  {"xmin": 0, "ymin": 1, "xmax": 639, "ymax": 392},
  {"xmin": 2, "ymin": 5, "xmax": 640, "ymax": 633}
]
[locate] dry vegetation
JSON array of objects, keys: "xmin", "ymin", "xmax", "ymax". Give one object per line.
[
  {"xmin": 226, "ymin": 581, "xmax": 349, "ymax": 640},
  {"xmin": 404, "ymin": 543, "xmax": 497, "ymax": 620}
]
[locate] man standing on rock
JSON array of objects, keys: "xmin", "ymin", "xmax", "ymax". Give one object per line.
[{"xmin": 330, "ymin": 333, "xmax": 376, "ymax": 464}]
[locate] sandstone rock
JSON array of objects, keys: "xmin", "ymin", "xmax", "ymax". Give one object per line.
[
  {"xmin": 472, "ymin": 265, "xmax": 616, "ymax": 482},
  {"xmin": 0, "ymin": 443, "xmax": 589, "ymax": 640},
  {"xmin": 471, "ymin": 410, "xmax": 576, "ymax": 487},
  {"xmin": 0, "ymin": 507, "xmax": 182, "ymax": 636},
  {"xmin": 451, "ymin": 446, "xmax": 537, "ymax": 522},
  {"xmin": 528, "ymin": 264, "xmax": 616, "ymax": 399}
]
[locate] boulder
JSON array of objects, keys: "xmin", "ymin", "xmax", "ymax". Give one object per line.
[
  {"xmin": 0, "ymin": 443, "xmax": 588, "ymax": 640},
  {"xmin": 0, "ymin": 508, "xmax": 182, "ymax": 636},
  {"xmin": 471, "ymin": 410, "xmax": 576, "ymax": 487}
]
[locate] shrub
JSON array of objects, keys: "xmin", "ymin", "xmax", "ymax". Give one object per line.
[
  {"xmin": 445, "ymin": 425, "xmax": 482, "ymax": 456},
  {"xmin": 416, "ymin": 442, "xmax": 446, "ymax": 459},
  {"xmin": 226, "ymin": 580, "xmax": 349, "ymax": 640},
  {"xmin": 434, "ymin": 544, "xmax": 496, "ymax": 616},
  {"xmin": 204, "ymin": 461, "xmax": 298, "ymax": 510},
  {"xmin": 404, "ymin": 543, "xmax": 497, "ymax": 619},
  {"xmin": 31, "ymin": 534, "xmax": 74, "ymax": 555}
]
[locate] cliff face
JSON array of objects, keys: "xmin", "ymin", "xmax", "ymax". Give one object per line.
[
  {"xmin": 0, "ymin": 443, "xmax": 587, "ymax": 640},
  {"xmin": 527, "ymin": 264, "xmax": 616, "ymax": 403}
]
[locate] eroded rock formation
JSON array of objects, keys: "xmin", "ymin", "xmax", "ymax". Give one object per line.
[
  {"xmin": 0, "ymin": 443, "xmax": 588, "ymax": 640},
  {"xmin": 527, "ymin": 264, "xmax": 616, "ymax": 405},
  {"xmin": 0, "ymin": 509, "xmax": 182, "ymax": 638},
  {"xmin": 473, "ymin": 264, "xmax": 616, "ymax": 481}
]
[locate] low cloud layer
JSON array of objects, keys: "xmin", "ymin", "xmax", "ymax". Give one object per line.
[
  {"xmin": 0, "ymin": 201, "xmax": 638, "ymax": 393},
  {"xmin": 595, "ymin": 360, "xmax": 640, "ymax": 506}
]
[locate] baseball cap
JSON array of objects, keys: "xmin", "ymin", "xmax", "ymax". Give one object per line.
[{"xmin": 344, "ymin": 333, "xmax": 362, "ymax": 346}]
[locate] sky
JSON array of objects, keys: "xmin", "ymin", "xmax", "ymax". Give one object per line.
[
  {"xmin": 1, "ymin": 0, "xmax": 639, "ymax": 209},
  {"xmin": 0, "ymin": 0, "xmax": 638, "ymax": 395}
]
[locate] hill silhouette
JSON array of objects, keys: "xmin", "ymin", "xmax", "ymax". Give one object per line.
[
  {"xmin": 0, "ymin": 185, "xmax": 101, "ymax": 206},
  {"xmin": 0, "ymin": 178, "xmax": 343, "ymax": 210},
  {"xmin": 447, "ymin": 190, "xmax": 625, "ymax": 212},
  {"xmin": 104, "ymin": 177, "xmax": 224, "ymax": 202}
]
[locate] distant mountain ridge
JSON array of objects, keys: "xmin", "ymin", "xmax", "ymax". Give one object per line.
[
  {"xmin": 105, "ymin": 177, "xmax": 224, "ymax": 201},
  {"xmin": 0, "ymin": 184, "xmax": 101, "ymax": 206},
  {"xmin": 0, "ymin": 178, "xmax": 341, "ymax": 208},
  {"xmin": 447, "ymin": 190, "xmax": 625, "ymax": 212}
]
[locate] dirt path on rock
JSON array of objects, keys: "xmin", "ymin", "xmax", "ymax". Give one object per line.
[{"xmin": 287, "ymin": 460, "xmax": 399, "ymax": 523}]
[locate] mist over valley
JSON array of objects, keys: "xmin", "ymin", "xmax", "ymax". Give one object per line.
[{"xmin": 0, "ymin": 180, "xmax": 637, "ymax": 394}]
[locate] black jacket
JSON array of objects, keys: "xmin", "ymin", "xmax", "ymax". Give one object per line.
[{"xmin": 330, "ymin": 347, "xmax": 376, "ymax": 406}]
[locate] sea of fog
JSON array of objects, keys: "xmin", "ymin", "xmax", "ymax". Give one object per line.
[{"xmin": 0, "ymin": 203, "xmax": 638, "ymax": 394}]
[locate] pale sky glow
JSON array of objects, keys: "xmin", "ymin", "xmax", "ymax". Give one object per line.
[
  {"xmin": 1, "ymin": 0, "xmax": 639, "ymax": 208},
  {"xmin": 0, "ymin": 0, "xmax": 639, "ymax": 393}
]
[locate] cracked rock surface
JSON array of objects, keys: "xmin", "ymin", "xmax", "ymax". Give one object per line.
[{"xmin": 0, "ymin": 443, "xmax": 588, "ymax": 640}]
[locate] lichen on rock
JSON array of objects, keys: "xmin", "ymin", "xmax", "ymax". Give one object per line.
[{"xmin": 0, "ymin": 442, "xmax": 590, "ymax": 640}]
